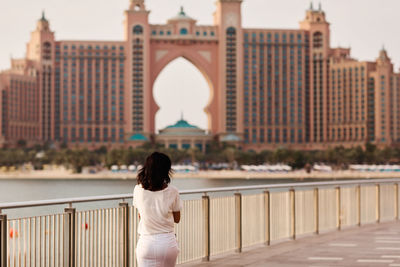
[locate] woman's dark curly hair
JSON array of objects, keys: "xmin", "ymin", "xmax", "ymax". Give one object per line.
[{"xmin": 137, "ymin": 152, "xmax": 172, "ymax": 191}]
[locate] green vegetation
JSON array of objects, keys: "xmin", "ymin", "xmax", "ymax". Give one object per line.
[{"xmin": 0, "ymin": 142, "xmax": 399, "ymax": 173}]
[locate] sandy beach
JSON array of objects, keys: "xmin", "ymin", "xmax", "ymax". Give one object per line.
[{"xmin": 0, "ymin": 169, "xmax": 399, "ymax": 180}]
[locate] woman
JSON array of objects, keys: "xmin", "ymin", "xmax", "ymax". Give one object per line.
[{"xmin": 133, "ymin": 152, "xmax": 182, "ymax": 267}]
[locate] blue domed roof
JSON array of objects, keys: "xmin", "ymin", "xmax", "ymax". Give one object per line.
[
  {"xmin": 128, "ymin": 133, "xmax": 148, "ymax": 141},
  {"xmin": 166, "ymin": 119, "xmax": 199, "ymax": 129}
]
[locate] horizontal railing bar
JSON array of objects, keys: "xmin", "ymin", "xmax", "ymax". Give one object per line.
[
  {"xmin": 178, "ymin": 178, "xmax": 400, "ymax": 194},
  {"xmin": 0, "ymin": 178, "xmax": 399, "ymax": 210},
  {"xmin": 0, "ymin": 193, "xmax": 131, "ymax": 210}
]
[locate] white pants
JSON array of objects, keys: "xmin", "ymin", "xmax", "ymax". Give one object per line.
[{"xmin": 136, "ymin": 232, "xmax": 179, "ymax": 267}]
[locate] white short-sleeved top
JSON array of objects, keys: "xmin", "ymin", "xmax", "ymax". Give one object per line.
[{"xmin": 133, "ymin": 184, "xmax": 182, "ymax": 235}]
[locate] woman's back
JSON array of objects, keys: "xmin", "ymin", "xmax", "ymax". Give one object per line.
[{"xmin": 133, "ymin": 184, "xmax": 182, "ymax": 235}]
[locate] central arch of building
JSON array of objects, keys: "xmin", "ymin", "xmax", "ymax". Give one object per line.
[{"xmin": 149, "ymin": 40, "xmax": 218, "ymax": 133}]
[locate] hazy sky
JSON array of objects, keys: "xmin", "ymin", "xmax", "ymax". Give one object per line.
[{"xmin": 1, "ymin": 0, "xmax": 399, "ymax": 131}]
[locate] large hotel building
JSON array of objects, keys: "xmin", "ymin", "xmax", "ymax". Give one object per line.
[{"xmin": 0, "ymin": 0, "xmax": 399, "ymax": 150}]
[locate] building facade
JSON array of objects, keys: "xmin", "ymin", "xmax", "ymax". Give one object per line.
[{"xmin": 0, "ymin": 0, "xmax": 399, "ymax": 150}]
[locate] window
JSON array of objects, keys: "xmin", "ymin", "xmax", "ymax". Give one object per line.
[
  {"xmin": 42, "ymin": 42, "xmax": 52, "ymax": 60},
  {"xmin": 79, "ymin": 128, "xmax": 84, "ymax": 142},
  {"xmin": 87, "ymin": 128, "xmax": 92, "ymax": 142},
  {"xmin": 95, "ymin": 128, "xmax": 100, "ymax": 142},
  {"xmin": 313, "ymin": 32, "xmax": 323, "ymax": 48},
  {"xmin": 180, "ymin": 28, "xmax": 188, "ymax": 35},
  {"xmin": 63, "ymin": 128, "xmax": 68, "ymax": 141},
  {"xmin": 119, "ymin": 128, "xmax": 124, "ymax": 142},
  {"xmin": 103, "ymin": 128, "xmax": 108, "ymax": 142},
  {"xmin": 133, "ymin": 25, "xmax": 143, "ymax": 35},
  {"xmin": 71, "ymin": 128, "xmax": 76, "ymax": 142},
  {"xmin": 226, "ymin": 27, "xmax": 236, "ymax": 36}
]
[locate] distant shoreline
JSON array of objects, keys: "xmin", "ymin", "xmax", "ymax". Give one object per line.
[{"xmin": 0, "ymin": 170, "xmax": 399, "ymax": 180}]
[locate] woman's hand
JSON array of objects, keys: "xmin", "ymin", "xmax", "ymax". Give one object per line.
[{"xmin": 173, "ymin": 211, "xmax": 180, "ymax": 223}]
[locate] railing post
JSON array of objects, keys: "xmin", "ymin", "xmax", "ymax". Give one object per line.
[
  {"xmin": 357, "ymin": 185, "xmax": 361, "ymax": 226},
  {"xmin": 336, "ymin": 187, "xmax": 341, "ymax": 230},
  {"xmin": 290, "ymin": 189, "xmax": 296, "ymax": 240},
  {"xmin": 133, "ymin": 208, "xmax": 139, "ymax": 267},
  {"xmin": 395, "ymin": 183, "xmax": 399, "ymax": 220},
  {"xmin": 65, "ymin": 207, "xmax": 76, "ymax": 267},
  {"xmin": 0, "ymin": 213, "xmax": 7, "ymax": 267},
  {"xmin": 202, "ymin": 195, "xmax": 210, "ymax": 262},
  {"xmin": 264, "ymin": 190, "xmax": 270, "ymax": 245},
  {"xmin": 314, "ymin": 188, "xmax": 319, "ymax": 235},
  {"xmin": 235, "ymin": 193, "xmax": 242, "ymax": 253},
  {"xmin": 376, "ymin": 184, "xmax": 380, "ymax": 223},
  {"xmin": 119, "ymin": 202, "xmax": 129, "ymax": 267}
]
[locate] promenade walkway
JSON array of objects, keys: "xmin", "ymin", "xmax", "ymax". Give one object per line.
[{"xmin": 181, "ymin": 221, "xmax": 400, "ymax": 267}]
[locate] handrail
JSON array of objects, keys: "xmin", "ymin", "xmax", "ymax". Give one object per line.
[
  {"xmin": 0, "ymin": 193, "xmax": 132, "ymax": 210},
  {"xmin": 178, "ymin": 178, "xmax": 400, "ymax": 194},
  {"xmin": 0, "ymin": 178, "xmax": 399, "ymax": 211}
]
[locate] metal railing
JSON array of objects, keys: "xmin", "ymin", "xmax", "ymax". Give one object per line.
[{"xmin": 0, "ymin": 178, "xmax": 399, "ymax": 266}]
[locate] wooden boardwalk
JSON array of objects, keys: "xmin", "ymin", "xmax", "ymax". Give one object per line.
[{"xmin": 180, "ymin": 221, "xmax": 400, "ymax": 267}]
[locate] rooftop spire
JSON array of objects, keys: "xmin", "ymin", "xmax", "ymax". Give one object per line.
[
  {"xmin": 179, "ymin": 6, "xmax": 185, "ymax": 16},
  {"xmin": 309, "ymin": 2, "xmax": 314, "ymax": 10},
  {"xmin": 36, "ymin": 9, "xmax": 50, "ymax": 31},
  {"xmin": 378, "ymin": 45, "xmax": 390, "ymax": 63},
  {"xmin": 168, "ymin": 6, "xmax": 195, "ymax": 22},
  {"xmin": 318, "ymin": 2, "xmax": 322, "ymax": 11},
  {"xmin": 40, "ymin": 10, "xmax": 47, "ymax": 21}
]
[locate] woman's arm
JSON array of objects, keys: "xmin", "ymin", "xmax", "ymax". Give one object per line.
[{"xmin": 172, "ymin": 211, "xmax": 180, "ymax": 223}]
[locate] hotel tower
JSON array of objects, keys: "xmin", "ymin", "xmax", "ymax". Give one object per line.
[{"xmin": 0, "ymin": 0, "xmax": 399, "ymax": 150}]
